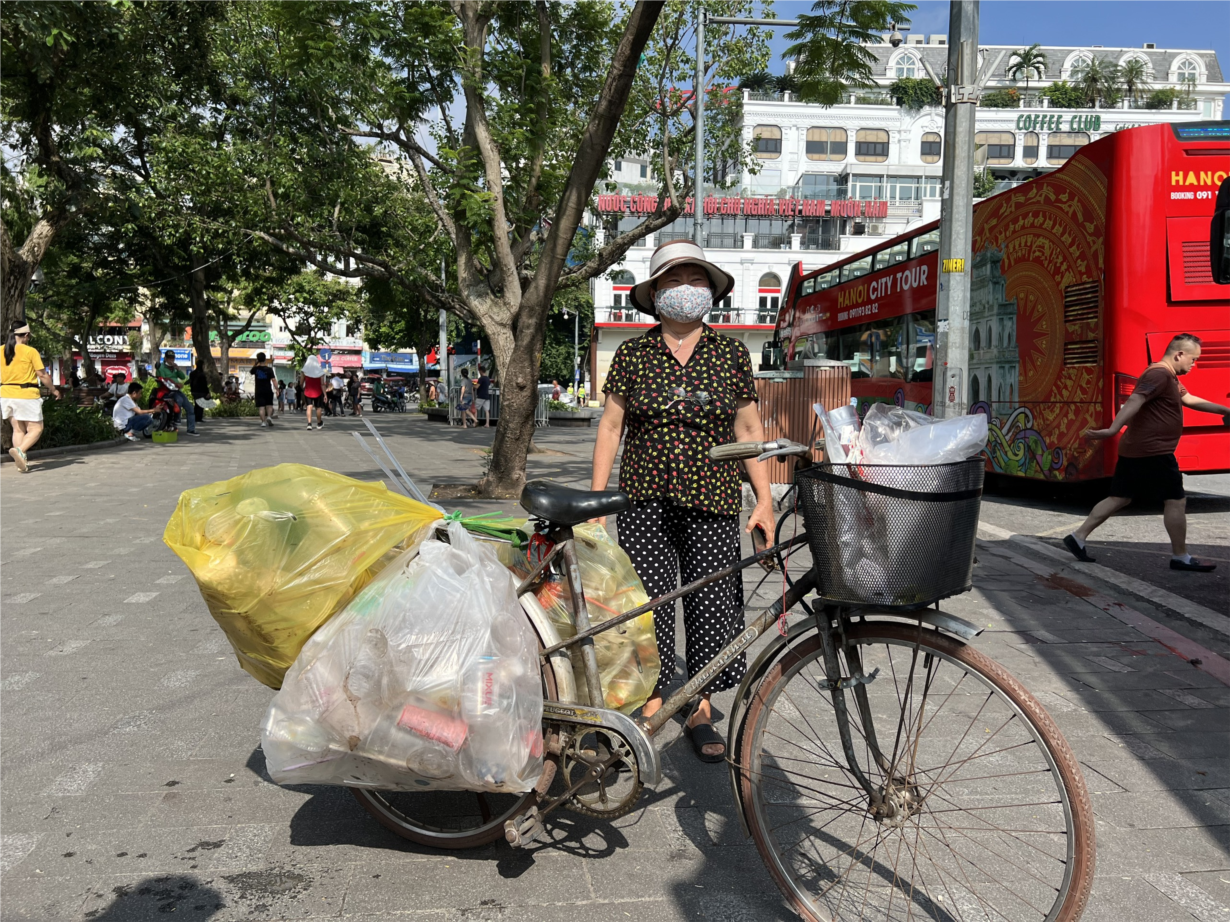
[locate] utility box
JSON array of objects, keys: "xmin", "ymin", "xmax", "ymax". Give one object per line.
[{"xmin": 754, "ymin": 361, "xmax": 851, "ymax": 484}]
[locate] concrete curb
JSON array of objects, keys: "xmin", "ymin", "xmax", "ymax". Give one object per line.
[{"xmin": 1, "ymin": 436, "xmax": 129, "ymax": 464}]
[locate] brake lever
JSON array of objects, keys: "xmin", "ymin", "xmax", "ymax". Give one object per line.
[{"xmin": 756, "ymin": 443, "xmax": 809, "ymax": 463}]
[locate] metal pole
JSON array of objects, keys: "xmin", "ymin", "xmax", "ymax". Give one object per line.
[
  {"xmin": 573, "ymin": 309, "xmax": 579, "ymax": 397},
  {"xmin": 693, "ymin": 8, "xmax": 705, "ymax": 246},
  {"xmin": 933, "ymin": 0, "xmax": 979, "ymax": 419},
  {"xmin": 439, "ymin": 257, "xmax": 449, "ymax": 400}
]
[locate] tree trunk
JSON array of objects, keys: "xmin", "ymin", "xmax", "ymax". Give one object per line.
[
  {"xmin": 190, "ymin": 260, "xmax": 223, "ymax": 394},
  {"xmin": 1, "ymin": 210, "xmax": 67, "ymax": 334},
  {"xmin": 416, "ymin": 322, "xmax": 434, "ymax": 405},
  {"xmin": 480, "ymin": 308, "xmax": 538, "ymax": 498},
  {"xmin": 216, "ymin": 315, "xmax": 231, "ymax": 383}
]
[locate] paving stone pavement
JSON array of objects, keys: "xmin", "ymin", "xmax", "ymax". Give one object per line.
[{"xmin": 1, "ymin": 415, "xmax": 1228, "ymax": 921}]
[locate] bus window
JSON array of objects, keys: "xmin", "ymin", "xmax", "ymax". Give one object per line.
[
  {"xmin": 842, "ymin": 256, "xmax": 873, "ymax": 282},
  {"xmin": 801, "ymin": 278, "xmax": 815, "ymax": 296},
  {"xmin": 816, "ymin": 271, "xmax": 838, "ymax": 290},
  {"xmin": 876, "ymin": 241, "xmax": 910, "ymax": 270},
  {"xmin": 907, "ymin": 313, "xmax": 936, "ymax": 383},
  {"xmin": 912, "ymin": 230, "xmax": 940, "ymax": 257}
]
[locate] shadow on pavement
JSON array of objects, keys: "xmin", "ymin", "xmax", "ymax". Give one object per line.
[{"xmin": 85, "ymin": 875, "xmax": 224, "ymax": 920}]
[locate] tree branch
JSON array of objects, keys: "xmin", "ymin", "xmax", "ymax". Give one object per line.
[{"xmin": 561, "ymin": 205, "xmax": 683, "ymax": 283}]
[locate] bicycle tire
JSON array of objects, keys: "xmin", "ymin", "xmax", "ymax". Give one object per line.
[
  {"xmin": 737, "ymin": 622, "xmax": 1094, "ymax": 922},
  {"xmin": 350, "ymin": 649, "xmax": 558, "ymax": 850}
]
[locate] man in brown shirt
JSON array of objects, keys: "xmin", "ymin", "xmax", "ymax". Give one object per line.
[{"xmin": 1065, "ymin": 334, "xmax": 1230, "ymax": 571}]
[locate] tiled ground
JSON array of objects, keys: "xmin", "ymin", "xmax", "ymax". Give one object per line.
[{"xmin": 2, "ymin": 415, "xmax": 1227, "ymax": 920}]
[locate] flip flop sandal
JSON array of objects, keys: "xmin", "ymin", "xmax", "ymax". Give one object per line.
[{"xmin": 684, "ymin": 709, "xmax": 726, "ymax": 764}]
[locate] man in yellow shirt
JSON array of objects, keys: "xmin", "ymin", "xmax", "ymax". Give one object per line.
[{"xmin": 1, "ymin": 321, "xmax": 60, "ymax": 472}]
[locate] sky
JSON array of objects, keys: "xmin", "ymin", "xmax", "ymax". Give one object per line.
[{"xmin": 765, "ymin": 0, "xmax": 1230, "ymax": 103}]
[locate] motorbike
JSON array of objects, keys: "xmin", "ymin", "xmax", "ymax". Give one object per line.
[
  {"xmin": 371, "ymin": 391, "xmax": 405, "ymax": 413},
  {"xmin": 152, "ymin": 379, "xmax": 183, "ymax": 431}
]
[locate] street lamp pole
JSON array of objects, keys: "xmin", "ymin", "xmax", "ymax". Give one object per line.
[
  {"xmin": 573, "ymin": 308, "xmax": 579, "ymax": 398},
  {"xmin": 439, "ymin": 255, "xmax": 449, "ymax": 400},
  {"xmin": 932, "ymin": 0, "xmax": 980, "ymax": 419}
]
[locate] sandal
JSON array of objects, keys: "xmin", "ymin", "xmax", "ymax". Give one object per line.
[{"xmin": 684, "ymin": 704, "xmax": 726, "ymax": 763}]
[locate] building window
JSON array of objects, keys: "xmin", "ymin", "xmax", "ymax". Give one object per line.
[
  {"xmin": 610, "ymin": 270, "xmax": 634, "ymax": 311},
  {"xmin": 975, "ymin": 131, "xmax": 1016, "ymax": 166},
  {"xmin": 1022, "ymin": 131, "xmax": 1039, "ymax": 165},
  {"xmin": 796, "ymin": 172, "xmax": 842, "ymax": 199},
  {"xmin": 973, "ymin": 327, "xmax": 981, "ymax": 351},
  {"xmin": 922, "ymin": 176, "xmax": 941, "ymax": 198},
  {"xmin": 894, "ymin": 52, "xmax": 920, "ymax": 78},
  {"xmin": 1174, "ymin": 57, "xmax": 1199, "ymax": 83},
  {"xmin": 805, "ymin": 127, "xmax": 847, "ymax": 161},
  {"xmin": 855, "ymin": 129, "xmax": 889, "ymax": 162},
  {"xmin": 920, "ymin": 132, "xmax": 942, "ymax": 163},
  {"xmin": 639, "ymin": 163, "xmax": 647, "ymax": 179},
  {"xmin": 754, "ymin": 125, "xmax": 782, "ymax": 159},
  {"xmin": 758, "ymin": 273, "xmax": 781, "ymax": 321},
  {"xmin": 887, "ymin": 176, "xmax": 920, "ymax": 201},
  {"xmin": 614, "ymin": 160, "xmax": 622, "ymax": 171},
  {"xmin": 1047, "ymin": 131, "xmax": 1089, "ymax": 164},
  {"xmin": 1068, "ymin": 54, "xmax": 1092, "ymax": 80},
  {"xmin": 850, "ymin": 174, "xmax": 884, "ymax": 200}
]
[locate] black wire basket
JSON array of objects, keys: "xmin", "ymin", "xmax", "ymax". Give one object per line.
[{"xmin": 794, "ymin": 459, "xmax": 985, "ymax": 609}]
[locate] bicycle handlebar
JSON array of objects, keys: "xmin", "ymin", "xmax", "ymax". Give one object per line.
[{"xmin": 708, "ymin": 440, "xmax": 810, "ymax": 462}]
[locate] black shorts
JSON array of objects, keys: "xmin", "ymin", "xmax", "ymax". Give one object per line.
[
  {"xmin": 255, "ymin": 389, "xmax": 274, "ymax": 408},
  {"xmin": 305, "ymin": 394, "xmax": 325, "ymax": 409},
  {"xmin": 1109, "ymin": 453, "xmax": 1185, "ymax": 503}
]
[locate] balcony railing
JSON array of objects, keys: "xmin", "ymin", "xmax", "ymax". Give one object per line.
[
  {"xmin": 596, "ymin": 307, "xmax": 778, "ymax": 326},
  {"xmin": 799, "ymin": 235, "xmax": 842, "ymax": 251}
]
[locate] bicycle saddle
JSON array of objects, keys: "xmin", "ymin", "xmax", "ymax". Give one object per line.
[{"xmin": 519, "ymin": 480, "xmax": 630, "ymax": 526}]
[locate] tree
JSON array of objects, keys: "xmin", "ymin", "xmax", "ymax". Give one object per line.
[
  {"xmin": 1006, "ymin": 43, "xmax": 1047, "ymax": 95},
  {"xmin": 1120, "ymin": 57, "xmax": 1152, "ymax": 106},
  {"xmin": 785, "ymin": 1, "xmax": 917, "ymax": 106},
  {"xmin": 1079, "ymin": 57, "xmax": 1121, "ymax": 108},
  {"xmin": 0, "ymin": 1, "xmax": 222, "ymax": 334},
  {"xmin": 888, "ymin": 77, "xmax": 942, "ymax": 110},
  {"xmin": 1039, "ymin": 80, "xmax": 1085, "ymax": 109}
]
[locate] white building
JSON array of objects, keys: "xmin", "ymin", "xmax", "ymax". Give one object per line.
[{"xmin": 588, "ymin": 38, "xmax": 1226, "ymax": 395}]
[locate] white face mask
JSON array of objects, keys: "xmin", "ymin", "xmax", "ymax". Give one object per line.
[{"xmin": 654, "ymin": 284, "xmax": 712, "ymax": 322}]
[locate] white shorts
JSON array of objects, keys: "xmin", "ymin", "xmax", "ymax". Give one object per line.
[
  {"xmin": 474, "ymin": 398, "xmax": 490, "ymax": 412},
  {"xmin": 1, "ymin": 397, "xmax": 43, "ymax": 423}
]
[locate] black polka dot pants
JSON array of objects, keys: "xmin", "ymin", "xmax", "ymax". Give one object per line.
[{"xmin": 616, "ymin": 501, "xmax": 745, "ymax": 694}]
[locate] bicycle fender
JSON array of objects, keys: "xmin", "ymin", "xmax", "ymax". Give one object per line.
[{"xmin": 519, "ymin": 592, "xmax": 580, "ymax": 708}]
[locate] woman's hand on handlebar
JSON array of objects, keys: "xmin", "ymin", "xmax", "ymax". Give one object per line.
[{"xmin": 746, "ymin": 500, "xmax": 775, "ymax": 545}]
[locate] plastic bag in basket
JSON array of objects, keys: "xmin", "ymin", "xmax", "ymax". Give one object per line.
[
  {"xmin": 495, "ymin": 523, "xmax": 659, "ymax": 714},
  {"xmin": 262, "ymin": 521, "xmax": 544, "ymax": 794},
  {"xmin": 164, "ymin": 464, "xmax": 442, "ymax": 689}
]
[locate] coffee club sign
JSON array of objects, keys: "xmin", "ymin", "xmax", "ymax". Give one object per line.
[
  {"xmin": 1014, "ymin": 113, "xmax": 1102, "ymax": 132},
  {"xmin": 208, "ymin": 329, "xmax": 271, "ymax": 343},
  {"xmin": 596, "ymin": 193, "xmax": 891, "ymax": 220}
]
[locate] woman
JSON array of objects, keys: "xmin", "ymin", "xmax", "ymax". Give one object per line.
[
  {"xmin": 300, "ymin": 357, "xmax": 326, "ymax": 430},
  {"xmin": 347, "ymin": 372, "xmax": 363, "ymax": 417},
  {"xmin": 188, "ymin": 360, "xmax": 209, "ymax": 425},
  {"xmin": 252, "ymin": 352, "xmax": 277, "ymax": 427},
  {"xmin": 1, "ymin": 321, "xmax": 60, "ymax": 472},
  {"xmin": 591, "ymin": 240, "xmax": 774, "ymax": 762}
]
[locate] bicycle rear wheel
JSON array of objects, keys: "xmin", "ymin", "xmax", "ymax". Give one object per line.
[
  {"xmin": 351, "ymin": 650, "xmax": 558, "ymax": 850},
  {"xmin": 738, "ymin": 622, "xmax": 1094, "ymax": 922}
]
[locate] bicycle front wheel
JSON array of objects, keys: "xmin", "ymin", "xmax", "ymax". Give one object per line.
[{"xmin": 738, "ymin": 623, "xmax": 1094, "ymax": 922}]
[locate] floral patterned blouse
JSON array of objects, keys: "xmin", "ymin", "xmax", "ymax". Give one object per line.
[{"xmin": 604, "ymin": 325, "xmax": 759, "ymax": 516}]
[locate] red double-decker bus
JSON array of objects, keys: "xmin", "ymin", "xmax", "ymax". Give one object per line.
[{"xmin": 775, "ymin": 121, "xmax": 1230, "ymax": 481}]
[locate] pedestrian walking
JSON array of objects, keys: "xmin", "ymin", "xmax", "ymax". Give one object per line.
[
  {"xmin": 252, "ymin": 352, "xmax": 277, "ymax": 427},
  {"xmin": 301, "ymin": 357, "xmax": 326, "ymax": 430},
  {"xmin": 156, "ymin": 350, "xmax": 198, "ymax": 435},
  {"xmin": 277, "ymin": 378, "xmax": 286, "ymax": 414},
  {"xmin": 458, "ymin": 372, "xmax": 477, "ymax": 427},
  {"xmin": 1065, "ymin": 333, "xmax": 1230, "ymax": 571},
  {"xmin": 348, "ymin": 372, "xmax": 362, "ymax": 417},
  {"xmin": 294, "ymin": 374, "xmax": 304, "ymax": 412},
  {"xmin": 551, "ymin": 379, "xmax": 562, "ymax": 401},
  {"xmin": 590, "ymin": 239, "xmax": 774, "ymax": 761},
  {"xmin": 188, "ymin": 360, "xmax": 209, "ymax": 425},
  {"xmin": 1, "ymin": 320, "xmax": 60, "ymax": 472},
  {"xmin": 329, "ymin": 372, "xmax": 345, "ymax": 418},
  {"xmin": 475, "ymin": 368, "xmax": 493, "ymax": 427}
]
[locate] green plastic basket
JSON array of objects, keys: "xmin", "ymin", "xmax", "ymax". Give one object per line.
[{"xmin": 151, "ymin": 430, "xmax": 178, "ymax": 444}]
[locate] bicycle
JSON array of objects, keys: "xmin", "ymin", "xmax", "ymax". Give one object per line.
[{"xmin": 351, "ymin": 439, "xmax": 1096, "ymax": 922}]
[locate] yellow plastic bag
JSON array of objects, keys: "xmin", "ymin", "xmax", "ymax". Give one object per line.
[
  {"xmin": 164, "ymin": 464, "xmax": 442, "ymax": 689},
  {"xmin": 496, "ymin": 524, "xmax": 659, "ymax": 714}
]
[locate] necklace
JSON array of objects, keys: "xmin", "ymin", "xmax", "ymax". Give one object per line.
[{"xmin": 667, "ymin": 327, "xmax": 699, "ymax": 354}]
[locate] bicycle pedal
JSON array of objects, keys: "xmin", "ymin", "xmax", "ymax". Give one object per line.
[{"xmin": 504, "ymin": 806, "xmax": 546, "ymax": 848}]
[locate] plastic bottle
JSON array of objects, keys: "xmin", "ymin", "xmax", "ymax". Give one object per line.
[{"xmin": 827, "ymin": 403, "xmax": 862, "ymax": 459}]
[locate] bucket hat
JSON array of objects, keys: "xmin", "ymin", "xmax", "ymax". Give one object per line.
[{"xmin": 629, "ymin": 239, "xmax": 735, "ymax": 316}]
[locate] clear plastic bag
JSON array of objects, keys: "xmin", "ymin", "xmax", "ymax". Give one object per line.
[
  {"xmin": 494, "ymin": 524, "xmax": 659, "ymax": 715},
  {"xmin": 164, "ymin": 464, "xmax": 442, "ymax": 689},
  {"xmin": 853, "ymin": 404, "xmax": 988, "ymax": 464},
  {"xmin": 262, "ymin": 521, "xmax": 544, "ymax": 794}
]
